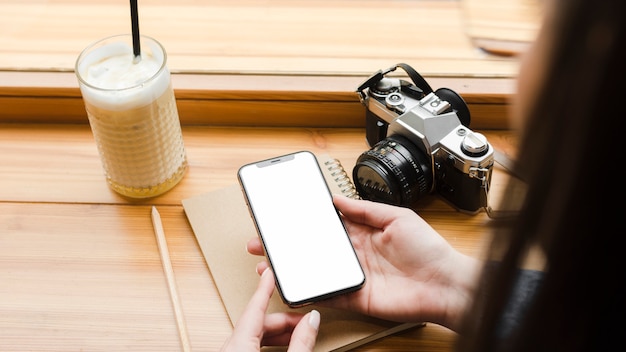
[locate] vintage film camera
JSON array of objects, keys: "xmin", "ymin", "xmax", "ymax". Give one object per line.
[{"xmin": 353, "ymin": 63, "xmax": 494, "ymax": 213}]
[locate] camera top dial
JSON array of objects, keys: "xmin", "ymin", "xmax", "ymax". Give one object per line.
[
  {"xmin": 369, "ymin": 78, "xmax": 400, "ymax": 98},
  {"xmin": 385, "ymin": 93, "xmax": 406, "ymax": 114},
  {"xmin": 460, "ymin": 130, "xmax": 489, "ymax": 157}
]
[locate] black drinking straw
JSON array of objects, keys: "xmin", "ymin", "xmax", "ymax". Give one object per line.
[{"xmin": 130, "ymin": 0, "xmax": 141, "ymax": 61}]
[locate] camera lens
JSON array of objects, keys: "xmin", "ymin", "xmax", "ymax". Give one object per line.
[{"xmin": 353, "ymin": 135, "xmax": 433, "ymax": 207}]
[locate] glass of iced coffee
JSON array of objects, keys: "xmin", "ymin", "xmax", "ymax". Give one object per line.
[{"xmin": 75, "ymin": 34, "xmax": 187, "ymax": 198}]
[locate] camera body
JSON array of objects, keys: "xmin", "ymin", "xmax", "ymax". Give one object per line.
[{"xmin": 354, "ymin": 63, "xmax": 494, "ymax": 213}]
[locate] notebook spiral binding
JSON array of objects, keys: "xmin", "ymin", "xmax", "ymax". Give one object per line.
[{"xmin": 323, "ymin": 158, "xmax": 361, "ymax": 199}]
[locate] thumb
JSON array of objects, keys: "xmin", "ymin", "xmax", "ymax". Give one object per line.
[{"xmin": 286, "ymin": 309, "xmax": 320, "ymax": 352}]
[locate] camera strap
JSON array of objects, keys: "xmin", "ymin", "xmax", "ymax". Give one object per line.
[
  {"xmin": 393, "ymin": 63, "xmax": 433, "ymax": 94},
  {"xmin": 484, "ymin": 150, "xmax": 528, "ymax": 219},
  {"xmin": 356, "ymin": 63, "xmax": 434, "ymax": 101}
]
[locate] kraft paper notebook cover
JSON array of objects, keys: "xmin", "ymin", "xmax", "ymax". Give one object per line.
[{"xmin": 182, "ymin": 154, "xmax": 422, "ymax": 352}]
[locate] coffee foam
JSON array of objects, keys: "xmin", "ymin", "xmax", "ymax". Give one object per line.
[{"xmin": 77, "ymin": 41, "xmax": 170, "ymax": 110}]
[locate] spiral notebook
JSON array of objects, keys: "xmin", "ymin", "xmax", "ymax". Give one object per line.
[
  {"xmin": 182, "ymin": 153, "xmax": 423, "ymax": 352},
  {"xmin": 317, "ymin": 154, "xmax": 361, "ymax": 200}
]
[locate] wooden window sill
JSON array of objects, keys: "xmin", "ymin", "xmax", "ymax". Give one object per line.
[{"xmin": 0, "ymin": 0, "xmax": 540, "ymax": 128}]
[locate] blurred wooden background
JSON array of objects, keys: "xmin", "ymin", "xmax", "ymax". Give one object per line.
[{"xmin": 0, "ymin": 0, "xmax": 542, "ymax": 77}]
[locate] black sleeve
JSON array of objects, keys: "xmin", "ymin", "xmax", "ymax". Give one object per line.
[{"xmin": 494, "ymin": 268, "xmax": 544, "ymax": 340}]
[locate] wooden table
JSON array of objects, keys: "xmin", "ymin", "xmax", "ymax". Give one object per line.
[
  {"xmin": 0, "ymin": 1, "xmax": 530, "ymax": 350},
  {"xmin": 0, "ymin": 123, "xmax": 518, "ymax": 351}
]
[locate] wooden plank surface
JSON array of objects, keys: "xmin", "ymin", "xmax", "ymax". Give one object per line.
[
  {"xmin": 0, "ymin": 201, "xmax": 479, "ymax": 351},
  {"xmin": 0, "ymin": 71, "xmax": 515, "ymax": 128},
  {"xmin": 0, "ymin": 0, "xmax": 523, "ymax": 77},
  {"xmin": 0, "ymin": 123, "xmax": 518, "ymax": 351},
  {"xmin": 462, "ymin": 0, "xmax": 543, "ymax": 55},
  {"xmin": 0, "ymin": 0, "xmax": 539, "ymax": 127},
  {"xmin": 0, "ymin": 202, "xmax": 228, "ymax": 351},
  {"xmin": 0, "ymin": 124, "xmax": 518, "ymax": 205}
]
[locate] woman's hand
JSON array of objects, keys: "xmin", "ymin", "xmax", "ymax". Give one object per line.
[
  {"xmin": 247, "ymin": 196, "xmax": 480, "ymax": 331},
  {"xmin": 220, "ymin": 268, "xmax": 320, "ymax": 351}
]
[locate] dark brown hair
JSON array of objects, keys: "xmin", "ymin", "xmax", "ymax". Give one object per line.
[{"xmin": 457, "ymin": 0, "xmax": 625, "ymax": 350}]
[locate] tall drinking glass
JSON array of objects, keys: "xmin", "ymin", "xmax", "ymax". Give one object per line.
[{"xmin": 75, "ymin": 34, "xmax": 187, "ymax": 198}]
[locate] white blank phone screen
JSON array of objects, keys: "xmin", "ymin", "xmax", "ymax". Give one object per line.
[{"xmin": 238, "ymin": 151, "xmax": 364, "ymax": 306}]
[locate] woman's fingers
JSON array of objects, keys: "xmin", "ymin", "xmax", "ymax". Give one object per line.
[
  {"xmin": 247, "ymin": 237, "xmax": 264, "ymax": 256},
  {"xmin": 256, "ymin": 261, "xmax": 270, "ymax": 276}
]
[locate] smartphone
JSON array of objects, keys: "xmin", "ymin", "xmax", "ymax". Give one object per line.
[{"xmin": 237, "ymin": 151, "xmax": 365, "ymax": 307}]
